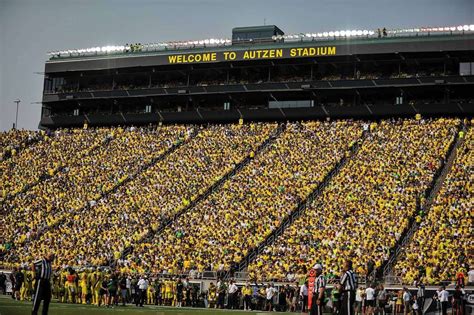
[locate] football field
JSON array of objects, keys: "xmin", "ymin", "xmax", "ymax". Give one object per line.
[{"xmin": 0, "ymin": 295, "xmax": 303, "ymax": 315}]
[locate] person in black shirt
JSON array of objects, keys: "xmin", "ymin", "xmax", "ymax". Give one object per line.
[
  {"xmin": 278, "ymin": 287, "xmax": 287, "ymax": 311},
  {"xmin": 9, "ymin": 269, "xmax": 16, "ymax": 299},
  {"xmin": 286, "ymin": 284, "xmax": 296, "ymax": 312},
  {"xmin": 14, "ymin": 268, "xmax": 24, "ymax": 300},
  {"xmin": 451, "ymin": 285, "xmax": 464, "ymax": 315},
  {"xmin": 107, "ymin": 274, "xmax": 118, "ymax": 307},
  {"xmin": 0, "ymin": 272, "xmax": 6, "ymax": 295},
  {"xmin": 99, "ymin": 279, "xmax": 108, "ymax": 307},
  {"xmin": 119, "ymin": 275, "xmax": 127, "ymax": 306},
  {"xmin": 176, "ymin": 278, "xmax": 184, "ymax": 307}
]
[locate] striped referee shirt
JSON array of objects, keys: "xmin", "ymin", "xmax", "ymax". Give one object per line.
[
  {"xmin": 340, "ymin": 270, "xmax": 357, "ymax": 291},
  {"xmin": 314, "ymin": 274, "xmax": 326, "ymax": 294},
  {"xmin": 33, "ymin": 258, "xmax": 52, "ymax": 280}
]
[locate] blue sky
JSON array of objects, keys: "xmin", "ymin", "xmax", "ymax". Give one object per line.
[{"xmin": 0, "ymin": 0, "xmax": 472, "ymax": 130}]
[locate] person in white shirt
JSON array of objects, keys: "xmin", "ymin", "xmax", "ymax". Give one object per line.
[
  {"xmin": 411, "ymin": 295, "xmax": 419, "ymax": 315},
  {"xmin": 266, "ymin": 284, "xmax": 278, "ymax": 312},
  {"xmin": 300, "ymin": 282, "xmax": 308, "ymax": 312},
  {"xmin": 227, "ymin": 281, "xmax": 238, "ymax": 309},
  {"xmin": 402, "ymin": 287, "xmax": 411, "ymax": 315},
  {"xmin": 437, "ymin": 286, "xmax": 449, "ymax": 315},
  {"xmin": 136, "ymin": 276, "xmax": 148, "ymax": 307},
  {"xmin": 355, "ymin": 287, "xmax": 364, "ymax": 315},
  {"xmin": 468, "ymin": 267, "xmax": 474, "ymax": 285},
  {"xmin": 365, "ymin": 284, "xmax": 376, "ymax": 315}
]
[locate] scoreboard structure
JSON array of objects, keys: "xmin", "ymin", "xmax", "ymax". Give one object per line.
[{"xmin": 40, "ymin": 25, "xmax": 474, "ymax": 128}]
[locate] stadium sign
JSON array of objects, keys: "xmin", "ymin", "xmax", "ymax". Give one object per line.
[{"xmin": 167, "ymin": 46, "xmax": 337, "ymax": 64}]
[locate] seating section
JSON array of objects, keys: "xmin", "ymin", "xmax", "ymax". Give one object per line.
[
  {"xmin": 1, "ymin": 129, "xmax": 106, "ymax": 200},
  {"xmin": 132, "ymin": 121, "xmax": 363, "ymax": 274},
  {"xmin": 393, "ymin": 128, "xmax": 473, "ymax": 284},
  {"xmin": 247, "ymin": 118, "xmax": 460, "ymax": 282},
  {"xmin": 1, "ymin": 119, "xmax": 470, "ymax": 285},
  {"xmin": 0, "ymin": 129, "xmax": 40, "ymax": 160},
  {"xmin": 1, "ymin": 126, "xmax": 188, "ymax": 248},
  {"xmin": 3, "ymin": 123, "xmax": 276, "ymax": 267}
]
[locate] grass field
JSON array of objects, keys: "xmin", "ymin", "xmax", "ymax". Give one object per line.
[{"xmin": 0, "ymin": 295, "xmax": 302, "ymax": 315}]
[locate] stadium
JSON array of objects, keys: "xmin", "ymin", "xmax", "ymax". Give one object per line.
[{"xmin": 0, "ymin": 2, "xmax": 473, "ymax": 314}]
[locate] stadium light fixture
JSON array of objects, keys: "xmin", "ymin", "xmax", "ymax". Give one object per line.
[{"xmin": 48, "ymin": 23, "xmax": 474, "ymax": 59}]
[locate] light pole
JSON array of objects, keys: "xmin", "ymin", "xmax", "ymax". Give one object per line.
[{"xmin": 14, "ymin": 99, "xmax": 21, "ymax": 129}]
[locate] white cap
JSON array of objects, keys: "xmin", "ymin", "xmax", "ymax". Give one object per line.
[{"xmin": 313, "ymin": 264, "xmax": 323, "ymax": 270}]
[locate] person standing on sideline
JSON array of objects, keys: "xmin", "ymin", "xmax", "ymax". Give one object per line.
[
  {"xmin": 31, "ymin": 253, "xmax": 54, "ymax": 315},
  {"xmin": 310, "ymin": 264, "xmax": 326, "ymax": 315},
  {"xmin": 228, "ymin": 280, "xmax": 238, "ymax": 309},
  {"xmin": 300, "ymin": 281, "xmax": 309, "ymax": 312},
  {"xmin": 365, "ymin": 284, "xmax": 376, "ymax": 315},
  {"xmin": 416, "ymin": 282, "xmax": 425, "ymax": 314},
  {"xmin": 402, "ymin": 287, "xmax": 411, "ymax": 315},
  {"xmin": 437, "ymin": 286, "xmax": 449, "ymax": 315},
  {"xmin": 0, "ymin": 272, "xmax": 6, "ymax": 295},
  {"xmin": 136, "ymin": 276, "xmax": 148, "ymax": 307},
  {"xmin": 340, "ymin": 260, "xmax": 358, "ymax": 315}
]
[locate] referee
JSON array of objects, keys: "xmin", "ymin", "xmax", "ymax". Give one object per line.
[
  {"xmin": 31, "ymin": 253, "xmax": 54, "ymax": 315},
  {"xmin": 340, "ymin": 260, "xmax": 357, "ymax": 315},
  {"xmin": 310, "ymin": 264, "xmax": 326, "ymax": 315}
]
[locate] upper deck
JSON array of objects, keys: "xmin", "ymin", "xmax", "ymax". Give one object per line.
[{"xmin": 45, "ymin": 32, "xmax": 474, "ymax": 74}]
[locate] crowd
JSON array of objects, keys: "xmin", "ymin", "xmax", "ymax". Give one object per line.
[
  {"xmin": 0, "ymin": 128, "xmax": 105, "ymax": 201},
  {"xmin": 5, "ymin": 266, "xmax": 304, "ymax": 311},
  {"xmin": 0, "ymin": 129, "xmax": 41, "ymax": 161},
  {"xmin": 3, "ymin": 123, "xmax": 276, "ymax": 268},
  {"xmin": 394, "ymin": 128, "xmax": 473, "ymax": 284},
  {"xmin": 1, "ymin": 125, "xmax": 188, "ymax": 260},
  {"xmin": 1, "ymin": 118, "xmax": 470, "ymax": 288},
  {"xmin": 248, "ymin": 118, "xmax": 460, "ymax": 282},
  {"xmin": 132, "ymin": 120, "xmax": 363, "ymax": 275}
]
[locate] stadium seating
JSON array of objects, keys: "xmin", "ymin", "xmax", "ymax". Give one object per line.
[
  {"xmin": 3, "ymin": 123, "xmax": 276, "ymax": 268},
  {"xmin": 0, "ymin": 129, "xmax": 40, "ymax": 161},
  {"xmin": 1, "ymin": 126, "xmax": 189, "ymax": 250},
  {"xmin": 1, "ymin": 119, "xmax": 469, "ymax": 287},
  {"xmin": 393, "ymin": 127, "xmax": 472, "ymax": 284},
  {"xmin": 131, "ymin": 120, "xmax": 363, "ymax": 274},
  {"xmin": 1, "ymin": 129, "xmax": 106, "ymax": 201},
  {"xmin": 247, "ymin": 118, "xmax": 460, "ymax": 282}
]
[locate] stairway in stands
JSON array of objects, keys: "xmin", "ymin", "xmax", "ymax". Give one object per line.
[
  {"xmin": 380, "ymin": 122, "xmax": 466, "ymax": 281},
  {"xmin": 230, "ymin": 130, "xmax": 368, "ymax": 278},
  {"xmin": 120, "ymin": 124, "xmax": 287, "ymax": 262}
]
